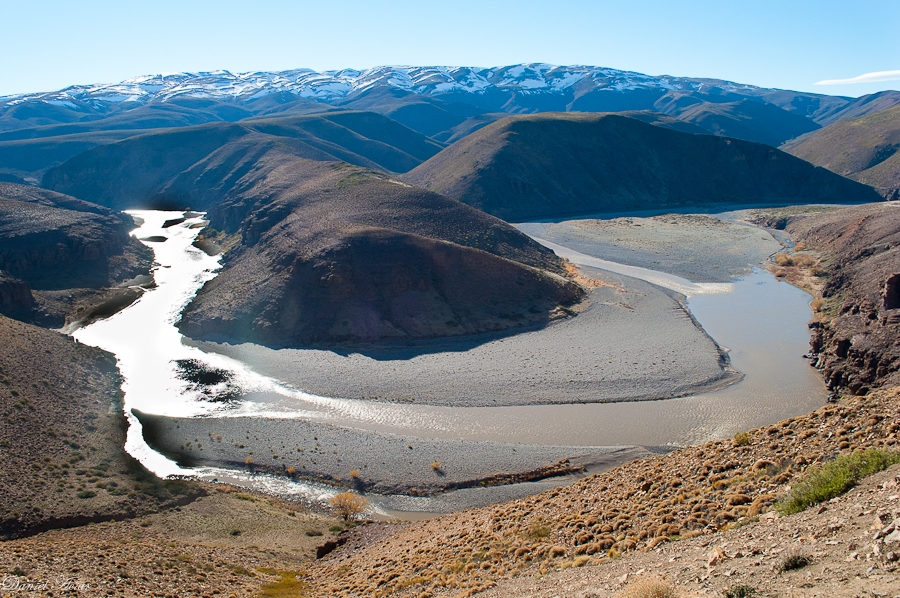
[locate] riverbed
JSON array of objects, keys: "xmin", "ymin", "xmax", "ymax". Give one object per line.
[{"xmin": 71, "ymin": 208, "xmax": 826, "ymax": 513}]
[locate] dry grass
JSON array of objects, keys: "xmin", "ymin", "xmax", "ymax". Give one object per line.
[
  {"xmin": 616, "ymin": 575, "xmax": 681, "ymax": 598},
  {"xmin": 259, "ymin": 571, "xmax": 308, "ymax": 598}
]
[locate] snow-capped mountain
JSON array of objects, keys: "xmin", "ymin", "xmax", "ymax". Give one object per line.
[{"xmin": 2, "ymin": 64, "xmax": 762, "ymax": 107}]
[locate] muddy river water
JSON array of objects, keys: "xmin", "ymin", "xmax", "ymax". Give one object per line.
[{"xmin": 71, "ymin": 209, "xmax": 826, "ymax": 510}]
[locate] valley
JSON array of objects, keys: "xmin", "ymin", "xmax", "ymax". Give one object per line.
[{"xmin": 1, "ymin": 62, "xmax": 899, "ymax": 597}]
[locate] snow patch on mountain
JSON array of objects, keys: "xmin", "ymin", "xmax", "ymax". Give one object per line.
[{"xmin": 0, "ymin": 64, "xmax": 765, "ymax": 108}]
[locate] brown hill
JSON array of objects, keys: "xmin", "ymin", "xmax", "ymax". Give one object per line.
[
  {"xmin": 0, "ymin": 315, "xmax": 201, "ymax": 539},
  {"xmin": 0, "ymin": 183, "xmax": 151, "ymax": 326},
  {"xmin": 179, "ymin": 160, "xmax": 582, "ymax": 346},
  {"xmin": 42, "ymin": 111, "xmax": 444, "ymax": 211},
  {"xmin": 405, "ymin": 113, "xmax": 881, "ymax": 221},
  {"xmin": 784, "ymin": 104, "xmax": 900, "ymax": 199},
  {"xmin": 672, "ymin": 99, "xmax": 820, "ymax": 146},
  {"xmin": 813, "ymin": 89, "xmax": 900, "ymax": 126},
  {"xmin": 781, "ymin": 203, "xmax": 900, "ymax": 394}
]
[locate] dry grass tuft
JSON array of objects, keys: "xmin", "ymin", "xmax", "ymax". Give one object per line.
[
  {"xmin": 616, "ymin": 575, "xmax": 681, "ymax": 598},
  {"xmin": 732, "ymin": 431, "xmax": 751, "ymax": 447}
]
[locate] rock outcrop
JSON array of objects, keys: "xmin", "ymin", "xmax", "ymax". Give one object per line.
[
  {"xmin": 786, "ymin": 202, "xmax": 900, "ymax": 393},
  {"xmin": 0, "ymin": 182, "xmax": 152, "ymax": 326}
]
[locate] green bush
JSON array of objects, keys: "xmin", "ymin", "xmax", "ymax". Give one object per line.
[
  {"xmin": 777, "ymin": 449, "xmax": 900, "ymax": 515},
  {"xmin": 724, "ymin": 585, "xmax": 756, "ymax": 598}
]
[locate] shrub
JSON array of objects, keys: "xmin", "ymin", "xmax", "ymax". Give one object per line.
[
  {"xmin": 724, "ymin": 585, "xmax": 756, "ymax": 598},
  {"xmin": 616, "ymin": 575, "xmax": 680, "ymax": 598},
  {"xmin": 76, "ymin": 491, "xmax": 96, "ymax": 499},
  {"xmin": 777, "ymin": 551, "xmax": 811, "ymax": 572},
  {"xmin": 329, "ymin": 491, "xmax": 369, "ymax": 521},
  {"xmin": 773, "ymin": 253, "xmax": 792, "ymax": 266},
  {"xmin": 431, "ymin": 461, "xmax": 442, "ymax": 471},
  {"xmin": 732, "ymin": 432, "xmax": 751, "ymax": 447},
  {"xmin": 349, "ymin": 469, "xmax": 360, "ymax": 479},
  {"xmin": 259, "ymin": 571, "xmax": 307, "ymax": 598},
  {"xmin": 776, "ymin": 449, "xmax": 900, "ymax": 515}
]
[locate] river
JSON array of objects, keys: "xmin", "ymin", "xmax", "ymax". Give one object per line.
[{"xmin": 71, "ymin": 209, "xmax": 826, "ymax": 509}]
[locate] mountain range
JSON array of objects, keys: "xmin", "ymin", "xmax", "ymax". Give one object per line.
[
  {"xmin": 3, "ymin": 64, "xmax": 900, "ymax": 184},
  {"xmin": 0, "ymin": 64, "xmax": 897, "ymax": 346}
]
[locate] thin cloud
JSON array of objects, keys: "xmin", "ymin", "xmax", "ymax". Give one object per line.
[{"xmin": 815, "ymin": 70, "xmax": 900, "ymax": 85}]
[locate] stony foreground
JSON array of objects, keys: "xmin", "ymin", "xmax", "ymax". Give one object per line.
[
  {"xmin": 480, "ymin": 463, "xmax": 900, "ymax": 597},
  {"xmin": 0, "ymin": 486, "xmax": 342, "ymax": 597}
]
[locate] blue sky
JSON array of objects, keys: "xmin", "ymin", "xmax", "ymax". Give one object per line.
[{"xmin": 1, "ymin": 0, "xmax": 897, "ymax": 98}]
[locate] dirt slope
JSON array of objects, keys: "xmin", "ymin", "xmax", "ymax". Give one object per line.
[
  {"xmin": 778, "ymin": 203, "xmax": 900, "ymax": 395},
  {"xmin": 0, "ymin": 182, "xmax": 151, "ymax": 326}
]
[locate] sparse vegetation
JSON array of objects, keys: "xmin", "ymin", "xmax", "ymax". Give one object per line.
[
  {"xmin": 329, "ymin": 491, "xmax": 369, "ymax": 521},
  {"xmin": 776, "ymin": 449, "xmax": 900, "ymax": 515}
]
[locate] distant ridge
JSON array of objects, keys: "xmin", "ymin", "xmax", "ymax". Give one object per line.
[
  {"xmin": 3, "ymin": 64, "xmax": 899, "ymax": 182},
  {"xmin": 784, "ymin": 104, "xmax": 900, "ymax": 199},
  {"xmin": 405, "ymin": 113, "xmax": 883, "ymax": 221}
]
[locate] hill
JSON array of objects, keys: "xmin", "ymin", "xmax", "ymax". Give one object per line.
[
  {"xmin": 671, "ymin": 98, "xmax": 821, "ymax": 146},
  {"xmin": 783, "ymin": 104, "xmax": 900, "ymax": 199},
  {"xmin": 178, "ymin": 160, "xmax": 582, "ymax": 346},
  {"xmin": 0, "ymin": 315, "xmax": 202, "ymax": 539},
  {"xmin": 0, "ymin": 183, "xmax": 151, "ymax": 326},
  {"xmin": 41, "ymin": 112, "xmax": 444, "ymax": 210},
  {"xmin": 405, "ymin": 113, "xmax": 881, "ymax": 221}
]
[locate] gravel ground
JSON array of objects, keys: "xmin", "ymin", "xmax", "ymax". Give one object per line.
[
  {"xmin": 136, "ymin": 410, "xmax": 649, "ymax": 500},
  {"xmin": 517, "ymin": 212, "xmax": 781, "ymax": 282},
  {"xmin": 190, "ymin": 270, "xmax": 736, "ymax": 408}
]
